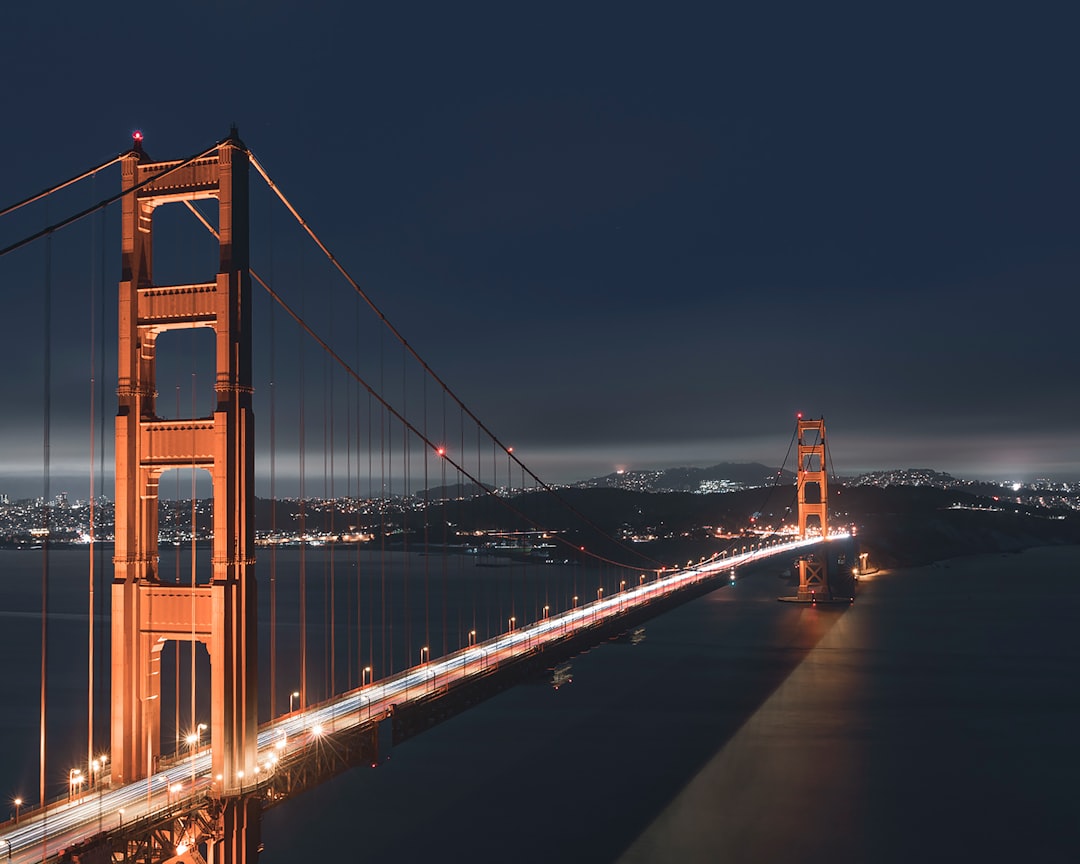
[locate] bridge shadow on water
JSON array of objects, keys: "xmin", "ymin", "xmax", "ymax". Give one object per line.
[{"xmin": 260, "ymin": 561, "xmax": 848, "ymax": 863}]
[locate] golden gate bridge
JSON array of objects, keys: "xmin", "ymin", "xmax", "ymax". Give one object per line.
[{"xmin": 0, "ymin": 131, "xmax": 853, "ymax": 863}]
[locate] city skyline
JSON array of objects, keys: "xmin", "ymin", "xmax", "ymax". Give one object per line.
[{"xmin": 2, "ymin": 5, "xmax": 1077, "ymax": 504}]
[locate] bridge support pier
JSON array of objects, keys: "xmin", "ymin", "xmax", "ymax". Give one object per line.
[
  {"xmin": 797, "ymin": 555, "xmax": 828, "ymax": 601},
  {"xmin": 208, "ymin": 798, "xmax": 262, "ymax": 864}
]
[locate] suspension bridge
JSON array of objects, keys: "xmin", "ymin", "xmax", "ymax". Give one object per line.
[{"xmin": 0, "ymin": 131, "xmax": 854, "ymax": 863}]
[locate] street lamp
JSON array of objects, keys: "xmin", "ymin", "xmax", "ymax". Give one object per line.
[
  {"xmin": 597, "ymin": 587, "xmax": 603, "ymax": 601},
  {"xmin": 69, "ymin": 768, "xmax": 84, "ymax": 803},
  {"xmin": 508, "ymin": 616, "xmax": 515, "ymax": 633},
  {"xmin": 420, "ymin": 646, "xmax": 429, "ymax": 664},
  {"xmin": 13, "ymin": 797, "xmax": 22, "ymax": 825},
  {"xmin": 572, "ymin": 595, "xmax": 578, "ymax": 608},
  {"xmin": 290, "ymin": 691, "xmax": 300, "ymax": 713},
  {"xmin": 362, "ymin": 666, "xmax": 372, "ymax": 686},
  {"xmin": 468, "ymin": 629, "xmax": 476, "ymax": 647},
  {"xmin": 186, "ymin": 723, "xmax": 207, "ymax": 783},
  {"xmin": 542, "ymin": 605, "xmax": 549, "ymax": 619}
]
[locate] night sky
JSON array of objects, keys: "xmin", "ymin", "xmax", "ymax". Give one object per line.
[{"xmin": 1, "ymin": 3, "xmax": 1077, "ymax": 499}]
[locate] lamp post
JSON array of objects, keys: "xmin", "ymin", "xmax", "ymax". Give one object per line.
[
  {"xmin": 362, "ymin": 666, "xmax": 372, "ymax": 686},
  {"xmin": 468, "ymin": 629, "xmax": 476, "ymax": 647},
  {"xmin": 290, "ymin": 691, "xmax": 300, "ymax": 713},
  {"xmin": 68, "ymin": 768, "xmax": 84, "ymax": 803},
  {"xmin": 508, "ymin": 616, "xmax": 515, "ymax": 633},
  {"xmin": 13, "ymin": 797, "xmax": 22, "ymax": 826},
  {"xmin": 543, "ymin": 605, "xmax": 549, "ymax": 619},
  {"xmin": 420, "ymin": 646, "xmax": 429, "ymax": 664},
  {"xmin": 186, "ymin": 723, "xmax": 207, "ymax": 784}
]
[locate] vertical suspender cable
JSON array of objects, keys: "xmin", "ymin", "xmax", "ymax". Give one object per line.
[
  {"xmin": 423, "ymin": 376, "xmax": 430, "ymax": 660},
  {"xmin": 354, "ymin": 298, "xmax": 362, "ymax": 688},
  {"xmin": 324, "ymin": 343, "xmax": 332, "ymax": 695},
  {"xmin": 40, "ymin": 233, "xmax": 52, "ymax": 816},
  {"xmin": 269, "ymin": 206, "xmax": 278, "ymax": 718},
  {"xmin": 401, "ymin": 343, "xmax": 410, "ymax": 669},
  {"xmin": 174, "ymin": 389, "xmax": 181, "ymax": 749},
  {"xmin": 441, "ymin": 387, "xmax": 448, "ymax": 657},
  {"xmin": 323, "ymin": 354, "xmax": 330, "ymax": 699},
  {"xmin": 190, "ymin": 372, "xmax": 197, "ymax": 734},
  {"xmin": 269, "ymin": 309, "xmax": 277, "ymax": 717},
  {"xmin": 508, "ymin": 446, "xmax": 514, "ymax": 627},
  {"xmin": 379, "ymin": 328, "xmax": 387, "ymax": 678},
  {"xmin": 299, "ymin": 319, "xmax": 307, "ymax": 709},
  {"xmin": 368, "ymin": 389, "xmax": 375, "ymax": 679},
  {"xmin": 345, "ymin": 322, "xmax": 353, "ymax": 688},
  {"xmin": 87, "ymin": 184, "xmax": 97, "ymax": 775},
  {"xmin": 97, "ymin": 206, "xmax": 108, "ymax": 762}
]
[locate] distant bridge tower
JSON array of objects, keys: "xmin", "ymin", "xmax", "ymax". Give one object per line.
[
  {"xmin": 110, "ymin": 128, "xmax": 257, "ymax": 830},
  {"xmin": 795, "ymin": 415, "xmax": 830, "ymax": 600}
]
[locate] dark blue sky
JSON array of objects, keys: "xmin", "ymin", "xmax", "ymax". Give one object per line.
[{"xmin": 1, "ymin": 3, "xmax": 1077, "ymax": 497}]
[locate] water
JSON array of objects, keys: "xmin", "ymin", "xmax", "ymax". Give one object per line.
[
  {"xmin": 258, "ymin": 545, "xmax": 1080, "ymax": 863},
  {"xmin": 3, "ymin": 546, "xmax": 1077, "ymax": 862},
  {"xmin": 0, "ymin": 544, "xmax": 601, "ymax": 805}
]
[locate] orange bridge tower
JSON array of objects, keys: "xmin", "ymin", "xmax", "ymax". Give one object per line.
[
  {"xmin": 110, "ymin": 130, "xmax": 257, "ymax": 812},
  {"xmin": 796, "ymin": 415, "xmax": 830, "ymax": 599}
]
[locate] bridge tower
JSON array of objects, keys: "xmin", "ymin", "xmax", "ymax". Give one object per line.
[
  {"xmin": 110, "ymin": 131, "xmax": 257, "ymax": 812},
  {"xmin": 795, "ymin": 415, "xmax": 830, "ymax": 599}
]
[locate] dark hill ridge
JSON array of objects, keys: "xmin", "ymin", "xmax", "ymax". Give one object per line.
[{"xmin": 573, "ymin": 462, "xmax": 795, "ymax": 492}]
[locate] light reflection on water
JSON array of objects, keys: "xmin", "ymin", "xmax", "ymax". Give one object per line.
[{"xmin": 619, "ymin": 546, "xmax": 1080, "ymax": 864}]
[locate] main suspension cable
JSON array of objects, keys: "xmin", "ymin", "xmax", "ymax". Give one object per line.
[
  {"xmin": 0, "ymin": 143, "xmax": 219, "ymax": 259},
  {"xmin": 0, "ymin": 154, "xmax": 123, "ymax": 220}
]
